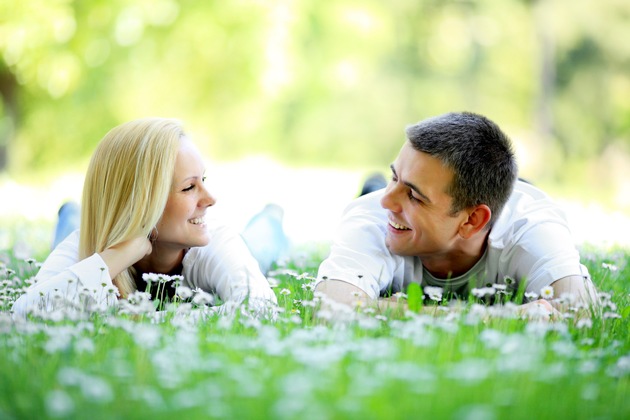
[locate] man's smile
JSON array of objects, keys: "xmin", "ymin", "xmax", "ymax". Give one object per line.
[{"xmin": 388, "ymin": 218, "xmax": 411, "ymax": 231}]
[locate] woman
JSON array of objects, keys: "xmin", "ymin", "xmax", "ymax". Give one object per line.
[{"xmin": 12, "ymin": 118, "xmax": 277, "ymax": 317}]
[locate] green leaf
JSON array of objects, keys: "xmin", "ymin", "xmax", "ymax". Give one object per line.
[{"xmin": 407, "ymin": 282, "xmax": 423, "ymax": 313}]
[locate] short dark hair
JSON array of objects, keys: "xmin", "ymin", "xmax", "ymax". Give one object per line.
[{"xmin": 405, "ymin": 112, "xmax": 517, "ymax": 229}]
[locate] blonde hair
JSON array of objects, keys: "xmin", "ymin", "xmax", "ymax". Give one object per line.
[{"xmin": 79, "ymin": 118, "xmax": 184, "ymax": 298}]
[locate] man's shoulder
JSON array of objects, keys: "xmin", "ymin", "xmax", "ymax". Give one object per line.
[
  {"xmin": 490, "ymin": 180, "xmax": 569, "ymax": 246},
  {"xmin": 512, "ymin": 179, "xmax": 552, "ymax": 200}
]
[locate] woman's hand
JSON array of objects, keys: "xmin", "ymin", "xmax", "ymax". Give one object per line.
[{"xmin": 98, "ymin": 236, "xmax": 152, "ymax": 280}]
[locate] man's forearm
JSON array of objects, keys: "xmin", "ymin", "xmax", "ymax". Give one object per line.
[
  {"xmin": 315, "ymin": 280, "xmax": 410, "ymax": 313},
  {"xmin": 549, "ymin": 275, "xmax": 600, "ymax": 314},
  {"xmin": 314, "ymin": 279, "xmax": 370, "ymax": 307}
]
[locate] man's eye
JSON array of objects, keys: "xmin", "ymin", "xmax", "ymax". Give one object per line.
[{"xmin": 408, "ymin": 191, "xmax": 420, "ymax": 203}]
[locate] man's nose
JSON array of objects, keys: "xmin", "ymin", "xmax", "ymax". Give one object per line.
[{"xmin": 380, "ymin": 183, "xmax": 401, "ymax": 213}]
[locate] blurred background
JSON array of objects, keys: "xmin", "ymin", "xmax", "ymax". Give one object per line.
[{"xmin": 1, "ymin": 0, "xmax": 629, "ymax": 257}]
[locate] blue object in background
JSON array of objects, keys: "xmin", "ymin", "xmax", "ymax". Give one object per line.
[
  {"xmin": 52, "ymin": 201, "xmax": 80, "ymax": 250},
  {"xmin": 241, "ymin": 203, "xmax": 289, "ymax": 275},
  {"xmin": 359, "ymin": 173, "xmax": 387, "ymax": 197}
]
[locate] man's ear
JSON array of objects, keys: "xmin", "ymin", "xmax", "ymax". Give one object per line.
[{"xmin": 459, "ymin": 205, "xmax": 492, "ymax": 239}]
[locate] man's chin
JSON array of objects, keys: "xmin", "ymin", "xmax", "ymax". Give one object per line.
[{"xmin": 385, "ymin": 239, "xmax": 403, "ymax": 256}]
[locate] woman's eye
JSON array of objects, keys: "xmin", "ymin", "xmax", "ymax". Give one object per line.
[
  {"xmin": 408, "ymin": 191, "xmax": 420, "ymax": 203},
  {"xmin": 183, "ymin": 185, "xmax": 194, "ymax": 192},
  {"xmin": 202, "ymin": 176, "xmax": 207, "ymax": 183}
]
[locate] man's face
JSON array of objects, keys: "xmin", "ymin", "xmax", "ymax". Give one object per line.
[{"xmin": 380, "ymin": 141, "xmax": 468, "ymax": 258}]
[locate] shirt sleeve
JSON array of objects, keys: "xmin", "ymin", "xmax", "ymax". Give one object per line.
[
  {"xmin": 316, "ymin": 192, "xmax": 398, "ymax": 299},
  {"xmin": 502, "ymin": 221, "xmax": 584, "ymax": 294},
  {"xmin": 489, "ymin": 181, "xmax": 588, "ymax": 295},
  {"xmin": 11, "ymin": 230, "xmax": 116, "ymax": 317},
  {"xmin": 183, "ymin": 221, "xmax": 277, "ymax": 305}
]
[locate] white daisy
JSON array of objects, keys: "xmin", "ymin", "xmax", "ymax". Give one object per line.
[{"xmin": 540, "ymin": 286, "xmax": 554, "ymax": 300}]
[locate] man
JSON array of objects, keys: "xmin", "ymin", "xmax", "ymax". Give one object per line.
[{"xmin": 315, "ymin": 112, "xmax": 597, "ymax": 315}]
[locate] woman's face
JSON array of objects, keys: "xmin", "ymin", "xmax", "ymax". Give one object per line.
[{"xmin": 155, "ymin": 137, "xmax": 216, "ymax": 249}]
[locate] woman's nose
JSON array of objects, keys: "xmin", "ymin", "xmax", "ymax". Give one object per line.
[{"xmin": 200, "ymin": 185, "xmax": 216, "ymax": 208}]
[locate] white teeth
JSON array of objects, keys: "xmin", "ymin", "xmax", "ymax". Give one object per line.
[
  {"xmin": 389, "ymin": 219, "xmax": 410, "ymax": 230},
  {"xmin": 189, "ymin": 217, "xmax": 205, "ymax": 225}
]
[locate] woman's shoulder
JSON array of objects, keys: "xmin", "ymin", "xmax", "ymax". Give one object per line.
[
  {"xmin": 49, "ymin": 229, "xmax": 81, "ymax": 255},
  {"xmin": 62, "ymin": 229, "xmax": 81, "ymax": 244}
]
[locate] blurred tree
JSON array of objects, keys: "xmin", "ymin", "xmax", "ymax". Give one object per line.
[
  {"xmin": 0, "ymin": 0, "xmax": 628, "ymax": 192},
  {"xmin": 0, "ymin": 63, "xmax": 18, "ymax": 170},
  {"xmin": 0, "ymin": 0, "xmax": 271, "ymax": 172}
]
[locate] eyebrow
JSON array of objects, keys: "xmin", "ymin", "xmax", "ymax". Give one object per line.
[
  {"xmin": 174, "ymin": 175, "xmax": 202, "ymax": 188},
  {"xmin": 179, "ymin": 176, "xmax": 200, "ymax": 184},
  {"xmin": 390, "ymin": 164, "xmax": 432, "ymax": 203}
]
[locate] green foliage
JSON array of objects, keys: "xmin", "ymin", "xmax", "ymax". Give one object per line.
[
  {"xmin": 1, "ymin": 0, "xmax": 629, "ymax": 195},
  {"xmin": 406, "ymin": 281, "xmax": 422, "ymax": 312},
  {"xmin": 1, "ymin": 244, "xmax": 629, "ymax": 418}
]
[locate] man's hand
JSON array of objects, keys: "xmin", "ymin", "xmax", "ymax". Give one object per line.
[{"xmin": 516, "ymin": 299, "xmax": 562, "ymax": 320}]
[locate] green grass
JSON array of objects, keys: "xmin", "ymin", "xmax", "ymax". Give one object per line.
[{"xmin": 0, "ymin": 243, "xmax": 629, "ymax": 419}]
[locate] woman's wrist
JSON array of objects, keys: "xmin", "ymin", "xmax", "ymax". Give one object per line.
[{"xmin": 98, "ymin": 247, "xmax": 130, "ymax": 280}]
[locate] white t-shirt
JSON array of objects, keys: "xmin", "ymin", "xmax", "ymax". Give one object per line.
[
  {"xmin": 317, "ymin": 181, "xmax": 590, "ymax": 299},
  {"xmin": 12, "ymin": 220, "xmax": 277, "ymax": 316}
]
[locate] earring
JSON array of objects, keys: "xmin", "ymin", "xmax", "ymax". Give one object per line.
[{"xmin": 149, "ymin": 227, "xmax": 159, "ymax": 243}]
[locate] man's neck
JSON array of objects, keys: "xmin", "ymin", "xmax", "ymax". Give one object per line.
[{"xmin": 421, "ymin": 233, "xmax": 488, "ymax": 279}]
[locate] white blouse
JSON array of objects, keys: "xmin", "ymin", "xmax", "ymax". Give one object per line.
[{"xmin": 12, "ymin": 220, "xmax": 277, "ymax": 317}]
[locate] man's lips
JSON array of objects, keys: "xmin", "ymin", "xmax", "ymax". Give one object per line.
[{"xmin": 388, "ymin": 218, "xmax": 411, "ymax": 231}]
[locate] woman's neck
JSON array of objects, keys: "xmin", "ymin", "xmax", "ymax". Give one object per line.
[{"xmin": 134, "ymin": 245, "xmax": 186, "ymax": 276}]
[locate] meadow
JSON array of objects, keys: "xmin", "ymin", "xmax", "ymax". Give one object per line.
[{"xmin": 0, "ymin": 242, "xmax": 628, "ymax": 420}]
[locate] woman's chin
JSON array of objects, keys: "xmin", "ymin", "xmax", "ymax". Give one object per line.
[{"xmin": 190, "ymin": 234, "xmax": 210, "ymax": 248}]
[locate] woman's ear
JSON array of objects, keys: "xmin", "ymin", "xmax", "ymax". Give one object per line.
[{"xmin": 459, "ymin": 204, "xmax": 492, "ymax": 239}]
